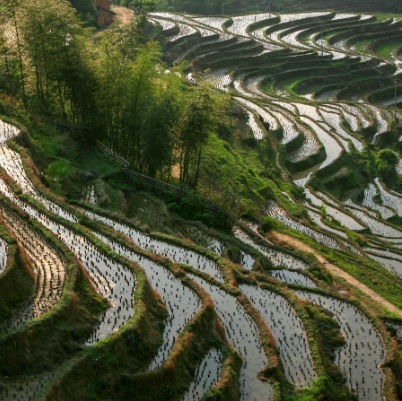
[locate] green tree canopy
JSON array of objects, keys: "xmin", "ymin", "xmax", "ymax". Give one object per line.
[{"xmin": 376, "ymin": 149, "xmax": 399, "ymax": 186}]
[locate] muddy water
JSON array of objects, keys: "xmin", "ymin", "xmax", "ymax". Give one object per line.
[
  {"xmin": 368, "ymin": 106, "xmax": 389, "ymax": 143},
  {"xmin": 319, "ymin": 120, "xmax": 350, "ymax": 152},
  {"xmin": 347, "ymin": 208, "xmax": 402, "ymax": 238},
  {"xmin": 240, "ymin": 285, "xmax": 316, "ymax": 387},
  {"xmin": 293, "ymin": 169, "xmax": 319, "ymax": 188},
  {"xmin": 305, "ymin": 189, "xmax": 365, "ymax": 231},
  {"xmin": 267, "ymin": 107, "xmax": 299, "ymax": 144},
  {"xmin": 191, "ymin": 17, "xmax": 226, "ymax": 31},
  {"xmin": 93, "ymin": 232, "xmax": 202, "ymax": 369},
  {"xmin": 182, "ymin": 349, "xmax": 223, "ymax": 401},
  {"xmin": 234, "ymin": 228, "xmax": 309, "ymax": 270},
  {"xmin": 0, "ymin": 207, "xmax": 66, "ymax": 334},
  {"xmin": 307, "ymin": 208, "xmax": 348, "ymax": 239},
  {"xmin": 343, "ymin": 199, "xmax": 377, "ymax": 218},
  {"xmin": 367, "ymin": 253, "xmax": 402, "ymax": 277},
  {"xmin": 190, "ymin": 275, "xmax": 274, "ymax": 401},
  {"xmin": 233, "ymin": 73, "xmax": 257, "ymax": 98},
  {"xmin": 363, "ymin": 247, "xmax": 402, "ymax": 277},
  {"xmin": 151, "ymin": 18, "xmax": 176, "ymax": 31},
  {"xmin": 0, "ymin": 122, "xmax": 220, "ymax": 342},
  {"xmin": 246, "ymin": 76, "xmax": 276, "ymax": 99},
  {"xmin": 82, "ymin": 209, "xmax": 225, "ymax": 282},
  {"xmin": 149, "ymin": 13, "xmax": 216, "ymax": 40},
  {"xmin": 0, "ymin": 120, "xmax": 19, "ymax": 142},
  {"xmin": 287, "ymin": 123, "xmax": 320, "ymax": 162},
  {"xmin": 341, "ymin": 103, "xmax": 372, "ymax": 129},
  {"xmin": 281, "ymin": 29, "xmax": 311, "ymax": 49},
  {"xmin": 240, "ymin": 251, "xmax": 256, "ymax": 270},
  {"xmin": 173, "ymin": 35, "xmax": 221, "ymax": 64},
  {"xmin": 204, "ymin": 69, "xmax": 232, "ymax": 92},
  {"xmin": 296, "ymin": 291, "xmax": 385, "ymax": 401},
  {"xmin": 271, "ymin": 270, "xmax": 316, "ymax": 287},
  {"xmin": 165, "ymin": 23, "xmax": 197, "ymax": 42},
  {"xmin": 0, "ymin": 370, "xmax": 53, "ymax": 401},
  {"xmin": 293, "ymin": 103, "xmax": 322, "ymax": 121}
]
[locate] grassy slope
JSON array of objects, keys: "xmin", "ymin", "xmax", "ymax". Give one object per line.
[{"xmin": 0, "ymin": 232, "xmax": 35, "ymax": 323}]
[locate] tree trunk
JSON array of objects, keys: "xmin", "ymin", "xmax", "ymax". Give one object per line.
[
  {"xmin": 13, "ymin": 10, "xmax": 27, "ymax": 112},
  {"xmin": 194, "ymin": 148, "xmax": 202, "ymax": 189}
]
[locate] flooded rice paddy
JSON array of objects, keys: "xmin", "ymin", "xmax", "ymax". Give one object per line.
[
  {"xmin": 82, "ymin": 210, "xmax": 225, "ymax": 282},
  {"xmin": 93, "ymin": 233, "xmax": 202, "ymax": 369},
  {"xmin": 182, "ymin": 349, "xmax": 223, "ymax": 401},
  {"xmin": 190, "ymin": 275, "xmax": 274, "ymax": 401},
  {"xmin": 296, "ymin": 291, "xmax": 385, "ymax": 401},
  {"xmin": 240, "ymin": 285, "xmax": 316, "ymax": 387},
  {"xmin": 271, "ymin": 270, "xmax": 317, "ymax": 287}
]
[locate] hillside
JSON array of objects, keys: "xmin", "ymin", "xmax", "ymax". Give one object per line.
[
  {"xmin": 151, "ymin": 0, "xmax": 402, "ymax": 15},
  {"xmin": 1, "ymin": 2, "xmax": 402, "ymax": 401}
]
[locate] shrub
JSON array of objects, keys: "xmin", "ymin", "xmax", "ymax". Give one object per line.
[
  {"xmin": 376, "ymin": 149, "xmax": 399, "ymax": 186},
  {"xmin": 260, "ymin": 216, "xmax": 280, "ymax": 232}
]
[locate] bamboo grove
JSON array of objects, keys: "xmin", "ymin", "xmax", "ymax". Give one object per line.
[{"xmin": 0, "ymin": 0, "xmax": 227, "ymax": 186}]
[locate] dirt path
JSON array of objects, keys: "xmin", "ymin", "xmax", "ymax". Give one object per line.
[
  {"xmin": 111, "ymin": 6, "xmax": 134, "ymax": 26},
  {"xmin": 269, "ymin": 231, "xmax": 402, "ymax": 318}
]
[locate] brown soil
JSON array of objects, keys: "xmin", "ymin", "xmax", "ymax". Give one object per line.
[
  {"xmin": 269, "ymin": 230, "xmax": 402, "ymax": 318},
  {"xmin": 111, "ymin": 6, "xmax": 134, "ymax": 26}
]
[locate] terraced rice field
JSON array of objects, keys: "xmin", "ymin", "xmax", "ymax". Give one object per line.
[
  {"xmin": 266, "ymin": 200, "xmax": 342, "ymax": 250},
  {"xmin": 182, "ymin": 349, "xmax": 223, "ymax": 401},
  {"xmin": 306, "ymin": 208, "xmax": 349, "ymax": 239},
  {"xmin": 93, "ymin": 233, "xmax": 202, "ymax": 369},
  {"xmin": 240, "ymin": 285, "xmax": 316, "ymax": 387},
  {"xmin": 0, "ymin": 207, "xmax": 67, "ymax": 334},
  {"xmin": 233, "ymin": 227, "xmax": 310, "ymax": 270},
  {"xmin": 271, "ymin": 270, "xmax": 317, "ymax": 287},
  {"xmin": 82, "ymin": 209, "xmax": 225, "ymax": 282},
  {"xmin": 190, "ymin": 275, "xmax": 273, "ymax": 401},
  {"xmin": 296, "ymin": 291, "xmax": 385, "ymax": 401},
  {"xmin": 362, "ymin": 183, "xmax": 395, "ymax": 219},
  {"xmin": 305, "ymin": 189, "xmax": 365, "ymax": 231},
  {"xmin": 3, "ymin": 6, "xmax": 402, "ymax": 401}
]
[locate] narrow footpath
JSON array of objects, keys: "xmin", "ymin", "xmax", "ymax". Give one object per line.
[{"xmin": 269, "ymin": 231, "xmax": 402, "ymax": 318}]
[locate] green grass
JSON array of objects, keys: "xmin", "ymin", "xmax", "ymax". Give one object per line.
[
  {"xmin": 354, "ymin": 38, "xmax": 373, "ymax": 53},
  {"xmin": 44, "ymin": 159, "xmax": 76, "ymax": 193},
  {"xmin": 374, "ymin": 40, "xmax": 402, "ymax": 59},
  {"xmin": 75, "ymin": 146, "xmax": 122, "ymax": 177},
  {"xmin": 373, "ymin": 13, "xmax": 402, "ymax": 22}
]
